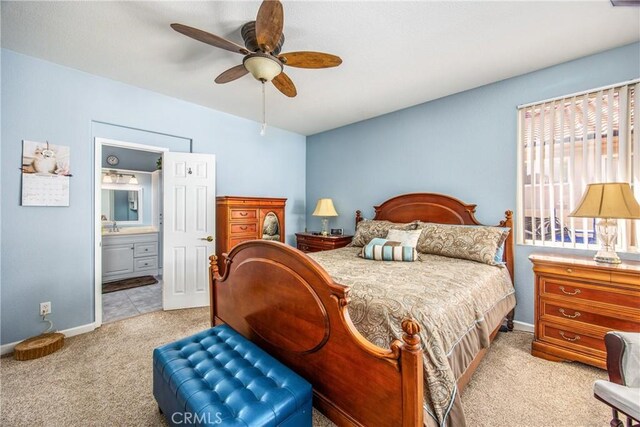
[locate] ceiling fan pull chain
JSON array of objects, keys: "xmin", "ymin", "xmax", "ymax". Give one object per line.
[{"xmin": 260, "ymin": 80, "xmax": 267, "ymax": 136}]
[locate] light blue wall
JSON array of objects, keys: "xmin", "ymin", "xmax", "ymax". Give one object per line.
[
  {"xmin": 307, "ymin": 42, "xmax": 640, "ymax": 326},
  {"xmin": 101, "ymin": 147, "xmax": 162, "ymax": 172},
  {"xmin": 1, "ymin": 49, "xmax": 306, "ymax": 345}
]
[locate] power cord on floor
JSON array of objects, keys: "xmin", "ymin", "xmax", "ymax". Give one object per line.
[{"xmin": 41, "ymin": 314, "xmax": 54, "ymax": 334}]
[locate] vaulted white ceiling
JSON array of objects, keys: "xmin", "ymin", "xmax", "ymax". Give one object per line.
[{"xmin": 2, "ymin": 1, "xmax": 639, "ymax": 135}]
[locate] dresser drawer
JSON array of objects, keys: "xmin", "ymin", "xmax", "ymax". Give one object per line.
[
  {"xmin": 134, "ymin": 256, "xmax": 158, "ymax": 271},
  {"xmin": 536, "ymin": 264, "xmax": 610, "ymax": 283},
  {"xmin": 229, "ymin": 236, "xmax": 256, "ymax": 248},
  {"xmin": 134, "ymin": 242, "xmax": 158, "ymax": 257},
  {"xmin": 540, "ymin": 300, "xmax": 640, "ymax": 332},
  {"xmin": 230, "ymin": 223, "xmax": 257, "ymax": 235},
  {"xmin": 230, "ymin": 209, "xmax": 257, "ymax": 220},
  {"xmin": 538, "ymin": 322, "xmax": 605, "ymax": 357},
  {"xmin": 541, "ymin": 278, "xmax": 640, "ymax": 310}
]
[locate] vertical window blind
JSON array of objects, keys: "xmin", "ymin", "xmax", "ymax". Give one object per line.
[{"xmin": 517, "ymin": 81, "xmax": 639, "ymax": 251}]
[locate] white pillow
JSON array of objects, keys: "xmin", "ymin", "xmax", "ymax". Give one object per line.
[{"xmin": 385, "ymin": 229, "xmax": 422, "ymax": 248}]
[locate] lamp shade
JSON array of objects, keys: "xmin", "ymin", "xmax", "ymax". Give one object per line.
[
  {"xmin": 312, "ymin": 198, "xmax": 338, "ymax": 217},
  {"xmin": 569, "ymin": 183, "xmax": 640, "ymax": 219}
]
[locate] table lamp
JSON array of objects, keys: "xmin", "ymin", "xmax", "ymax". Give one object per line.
[
  {"xmin": 312, "ymin": 198, "xmax": 338, "ymax": 236},
  {"xmin": 569, "ymin": 182, "xmax": 640, "ymax": 264}
]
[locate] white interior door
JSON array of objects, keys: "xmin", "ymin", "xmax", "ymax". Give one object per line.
[{"xmin": 162, "ymin": 152, "xmax": 216, "ymax": 310}]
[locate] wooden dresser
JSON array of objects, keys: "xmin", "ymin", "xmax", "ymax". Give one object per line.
[
  {"xmin": 216, "ymin": 196, "xmax": 286, "ymax": 271},
  {"xmin": 295, "ymin": 232, "xmax": 353, "ymax": 253},
  {"xmin": 529, "ymin": 254, "xmax": 640, "ymax": 369}
]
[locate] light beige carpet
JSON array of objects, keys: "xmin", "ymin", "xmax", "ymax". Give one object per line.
[{"xmin": 1, "ymin": 308, "xmax": 609, "ymax": 426}]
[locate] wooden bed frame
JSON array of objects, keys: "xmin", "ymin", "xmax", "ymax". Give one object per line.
[{"xmin": 209, "ymin": 193, "xmax": 514, "ymax": 426}]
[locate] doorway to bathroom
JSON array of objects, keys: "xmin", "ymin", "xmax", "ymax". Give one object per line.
[
  {"xmin": 94, "ymin": 137, "xmax": 217, "ymax": 327},
  {"xmin": 96, "ymin": 139, "xmax": 167, "ymax": 324}
]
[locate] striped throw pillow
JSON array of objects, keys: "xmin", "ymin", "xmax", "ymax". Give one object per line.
[{"xmin": 360, "ymin": 238, "xmax": 418, "ymax": 262}]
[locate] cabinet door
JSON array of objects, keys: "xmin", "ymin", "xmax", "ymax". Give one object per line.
[{"xmin": 103, "ymin": 244, "xmax": 134, "ymax": 278}]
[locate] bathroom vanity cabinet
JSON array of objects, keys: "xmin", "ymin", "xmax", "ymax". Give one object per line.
[{"xmin": 102, "ymin": 231, "xmax": 159, "ymax": 282}]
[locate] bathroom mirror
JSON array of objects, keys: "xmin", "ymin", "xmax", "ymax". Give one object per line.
[
  {"xmin": 262, "ymin": 212, "xmax": 281, "ymax": 241},
  {"xmin": 101, "ymin": 186, "xmax": 143, "ymax": 224}
]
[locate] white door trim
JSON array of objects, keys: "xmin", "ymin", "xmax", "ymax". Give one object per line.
[{"xmin": 93, "ymin": 137, "xmax": 168, "ymax": 328}]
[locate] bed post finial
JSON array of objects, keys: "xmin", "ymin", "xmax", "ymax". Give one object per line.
[
  {"xmin": 355, "ymin": 210, "xmax": 363, "ymax": 229},
  {"xmin": 209, "ymin": 255, "xmax": 219, "ymax": 275},
  {"xmin": 401, "ymin": 318, "xmax": 421, "ymax": 351}
]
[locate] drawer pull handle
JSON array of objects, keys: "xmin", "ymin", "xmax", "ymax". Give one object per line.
[
  {"xmin": 559, "ymin": 331, "xmax": 581, "ymax": 342},
  {"xmin": 559, "ymin": 286, "xmax": 581, "ymax": 296},
  {"xmin": 239, "ymin": 212, "xmax": 248, "ymax": 216},
  {"xmin": 240, "ymin": 226, "xmax": 248, "ymax": 230},
  {"xmin": 566, "ymin": 268, "xmax": 573, "ymax": 273},
  {"xmin": 558, "ymin": 308, "xmax": 581, "ymax": 319}
]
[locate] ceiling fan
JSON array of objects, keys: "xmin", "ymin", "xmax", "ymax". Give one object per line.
[{"xmin": 171, "ymin": 0, "xmax": 342, "ymax": 98}]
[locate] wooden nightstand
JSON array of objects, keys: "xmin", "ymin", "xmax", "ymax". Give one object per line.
[
  {"xmin": 529, "ymin": 253, "xmax": 640, "ymax": 369},
  {"xmin": 295, "ymin": 232, "xmax": 353, "ymax": 253}
]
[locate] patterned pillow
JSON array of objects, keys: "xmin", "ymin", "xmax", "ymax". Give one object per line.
[
  {"xmin": 385, "ymin": 228, "xmax": 422, "ymax": 248},
  {"xmin": 416, "ymin": 223, "xmax": 509, "ymax": 266},
  {"xmin": 360, "ymin": 238, "xmax": 418, "ymax": 262},
  {"xmin": 350, "ymin": 219, "xmax": 419, "ymax": 247}
]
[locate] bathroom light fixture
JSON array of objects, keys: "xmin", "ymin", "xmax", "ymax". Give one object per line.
[
  {"xmin": 102, "ymin": 173, "xmax": 113, "ymax": 184},
  {"xmin": 129, "ymin": 175, "xmax": 139, "ymax": 185}
]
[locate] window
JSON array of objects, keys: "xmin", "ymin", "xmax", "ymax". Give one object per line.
[{"xmin": 517, "ymin": 81, "xmax": 639, "ymax": 252}]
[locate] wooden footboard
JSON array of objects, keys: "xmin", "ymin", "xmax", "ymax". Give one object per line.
[{"xmin": 209, "ymin": 241, "xmax": 424, "ymax": 427}]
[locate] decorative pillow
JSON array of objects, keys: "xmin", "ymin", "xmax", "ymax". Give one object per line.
[
  {"xmin": 349, "ymin": 219, "xmax": 419, "ymax": 247},
  {"xmin": 385, "ymin": 228, "xmax": 422, "ymax": 248},
  {"xmin": 360, "ymin": 238, "xmax": 418, "ymax": 262},
  {"xmin": 416, "ymin": 223, "xmax": 510, "ymax": 266}
]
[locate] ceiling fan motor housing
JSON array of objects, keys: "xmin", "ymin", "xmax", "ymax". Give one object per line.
[{"xmin": 241, "ymin": 21, "xmax": 285, "ymax": 55}]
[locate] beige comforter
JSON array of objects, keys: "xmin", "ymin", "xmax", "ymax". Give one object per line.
[{"xmin": 308, "ymin": 247, "xmax": 516, "ymax": 427}]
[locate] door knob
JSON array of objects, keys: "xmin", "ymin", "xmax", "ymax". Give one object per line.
[{"xmin": 200, "ymin": 236, "xmax": 214, "ymax": 242}]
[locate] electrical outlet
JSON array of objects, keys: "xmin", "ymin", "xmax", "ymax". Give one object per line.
[{"xmin": 40, "ymin": 302, "xmax": 51, "ymax": 316}]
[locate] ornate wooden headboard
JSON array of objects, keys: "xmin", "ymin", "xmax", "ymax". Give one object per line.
[{"xmin": 355, "ymin": 193, "xmax": 514, "ymax": 281}]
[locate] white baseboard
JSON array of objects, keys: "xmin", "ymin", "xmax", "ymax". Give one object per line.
[
  {"xmin": 512, "ymin": 320, "xmax": 534, "ymax": 333},
  {"xmin": 1, "ymin": 322, "xmax": 96, "ymax": 356}
]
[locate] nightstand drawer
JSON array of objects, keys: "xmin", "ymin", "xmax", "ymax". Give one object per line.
[
  {"xmin": 230, "ymin": 223, "xmax": 257, "ymax": 235},
  {"xmin": 540, "ymin": 300, "xmax": 640, "ymax": 332},
  {"xmin": 542, "ymin": 278, "xmax": 640, "ymax": 310},
  {"xmin": 539, "ymin": 322, "xmax": 605, "ymax": 357},
  {"xmin": 611, "ymin": 270, "xmax": 640, "ymax": 286},
  {"xmin": 536, "ymin": 264, "xmax": 610, "ymax": 283},
  {"xmin": 230, "ymin": 209, "xmax": 257, "ymax": 220}
]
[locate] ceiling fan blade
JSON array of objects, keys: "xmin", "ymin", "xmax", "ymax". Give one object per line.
[
  {"xmin": 214, "ymin": 65, "xmax": 249, "ymax": 84},
  {"xmin": 171, "ymin": 23, "xmax": 249, "ymax": 55},
  {"xmin": 272, "ymin": 72, "xmax": 297, "ymax": 97},
  {"xmin": 279, "ymin": 51, "xmax": 342, "ymax": 69},
  {"xmin": 255, "ymin": 0, "xmax": 284, "ymax": 53}
]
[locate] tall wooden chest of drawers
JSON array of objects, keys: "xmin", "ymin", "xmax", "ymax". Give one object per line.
[
  {"xmin": 216, "ymin": 196, "xmax": 286, "ymax": 273},
  {"xmin": 529, "ymin": 254, "xmax": 640, "ymax": 369}
]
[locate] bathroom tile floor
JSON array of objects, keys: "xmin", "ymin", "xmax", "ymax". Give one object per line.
[{"xmin": 102, "ymin": 279, "xmax": 162, "ymax": 323}]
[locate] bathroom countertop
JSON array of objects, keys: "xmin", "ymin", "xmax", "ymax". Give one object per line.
[{"xmin": 102, "ymin": 226, "xmax": 158, "ymax": 236}]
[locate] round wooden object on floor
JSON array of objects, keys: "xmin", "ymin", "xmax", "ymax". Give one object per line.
[{"xmin": 14, "ymin": 333, "xmax": 65, "ymax": 361}]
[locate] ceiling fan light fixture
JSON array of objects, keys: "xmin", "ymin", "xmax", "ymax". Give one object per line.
[{"xmin": 243, "ymin": 53, "xmax": 283, "ymax": 82}]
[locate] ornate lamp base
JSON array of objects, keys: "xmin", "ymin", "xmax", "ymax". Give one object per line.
[{"xmin": 594, "ymin": 218, "xmax": 621, "ymax": 264}]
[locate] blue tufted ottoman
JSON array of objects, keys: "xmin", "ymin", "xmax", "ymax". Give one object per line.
[{"xmin": 153, "ymin": 325, "xmax": 312, "ymax": 427}]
